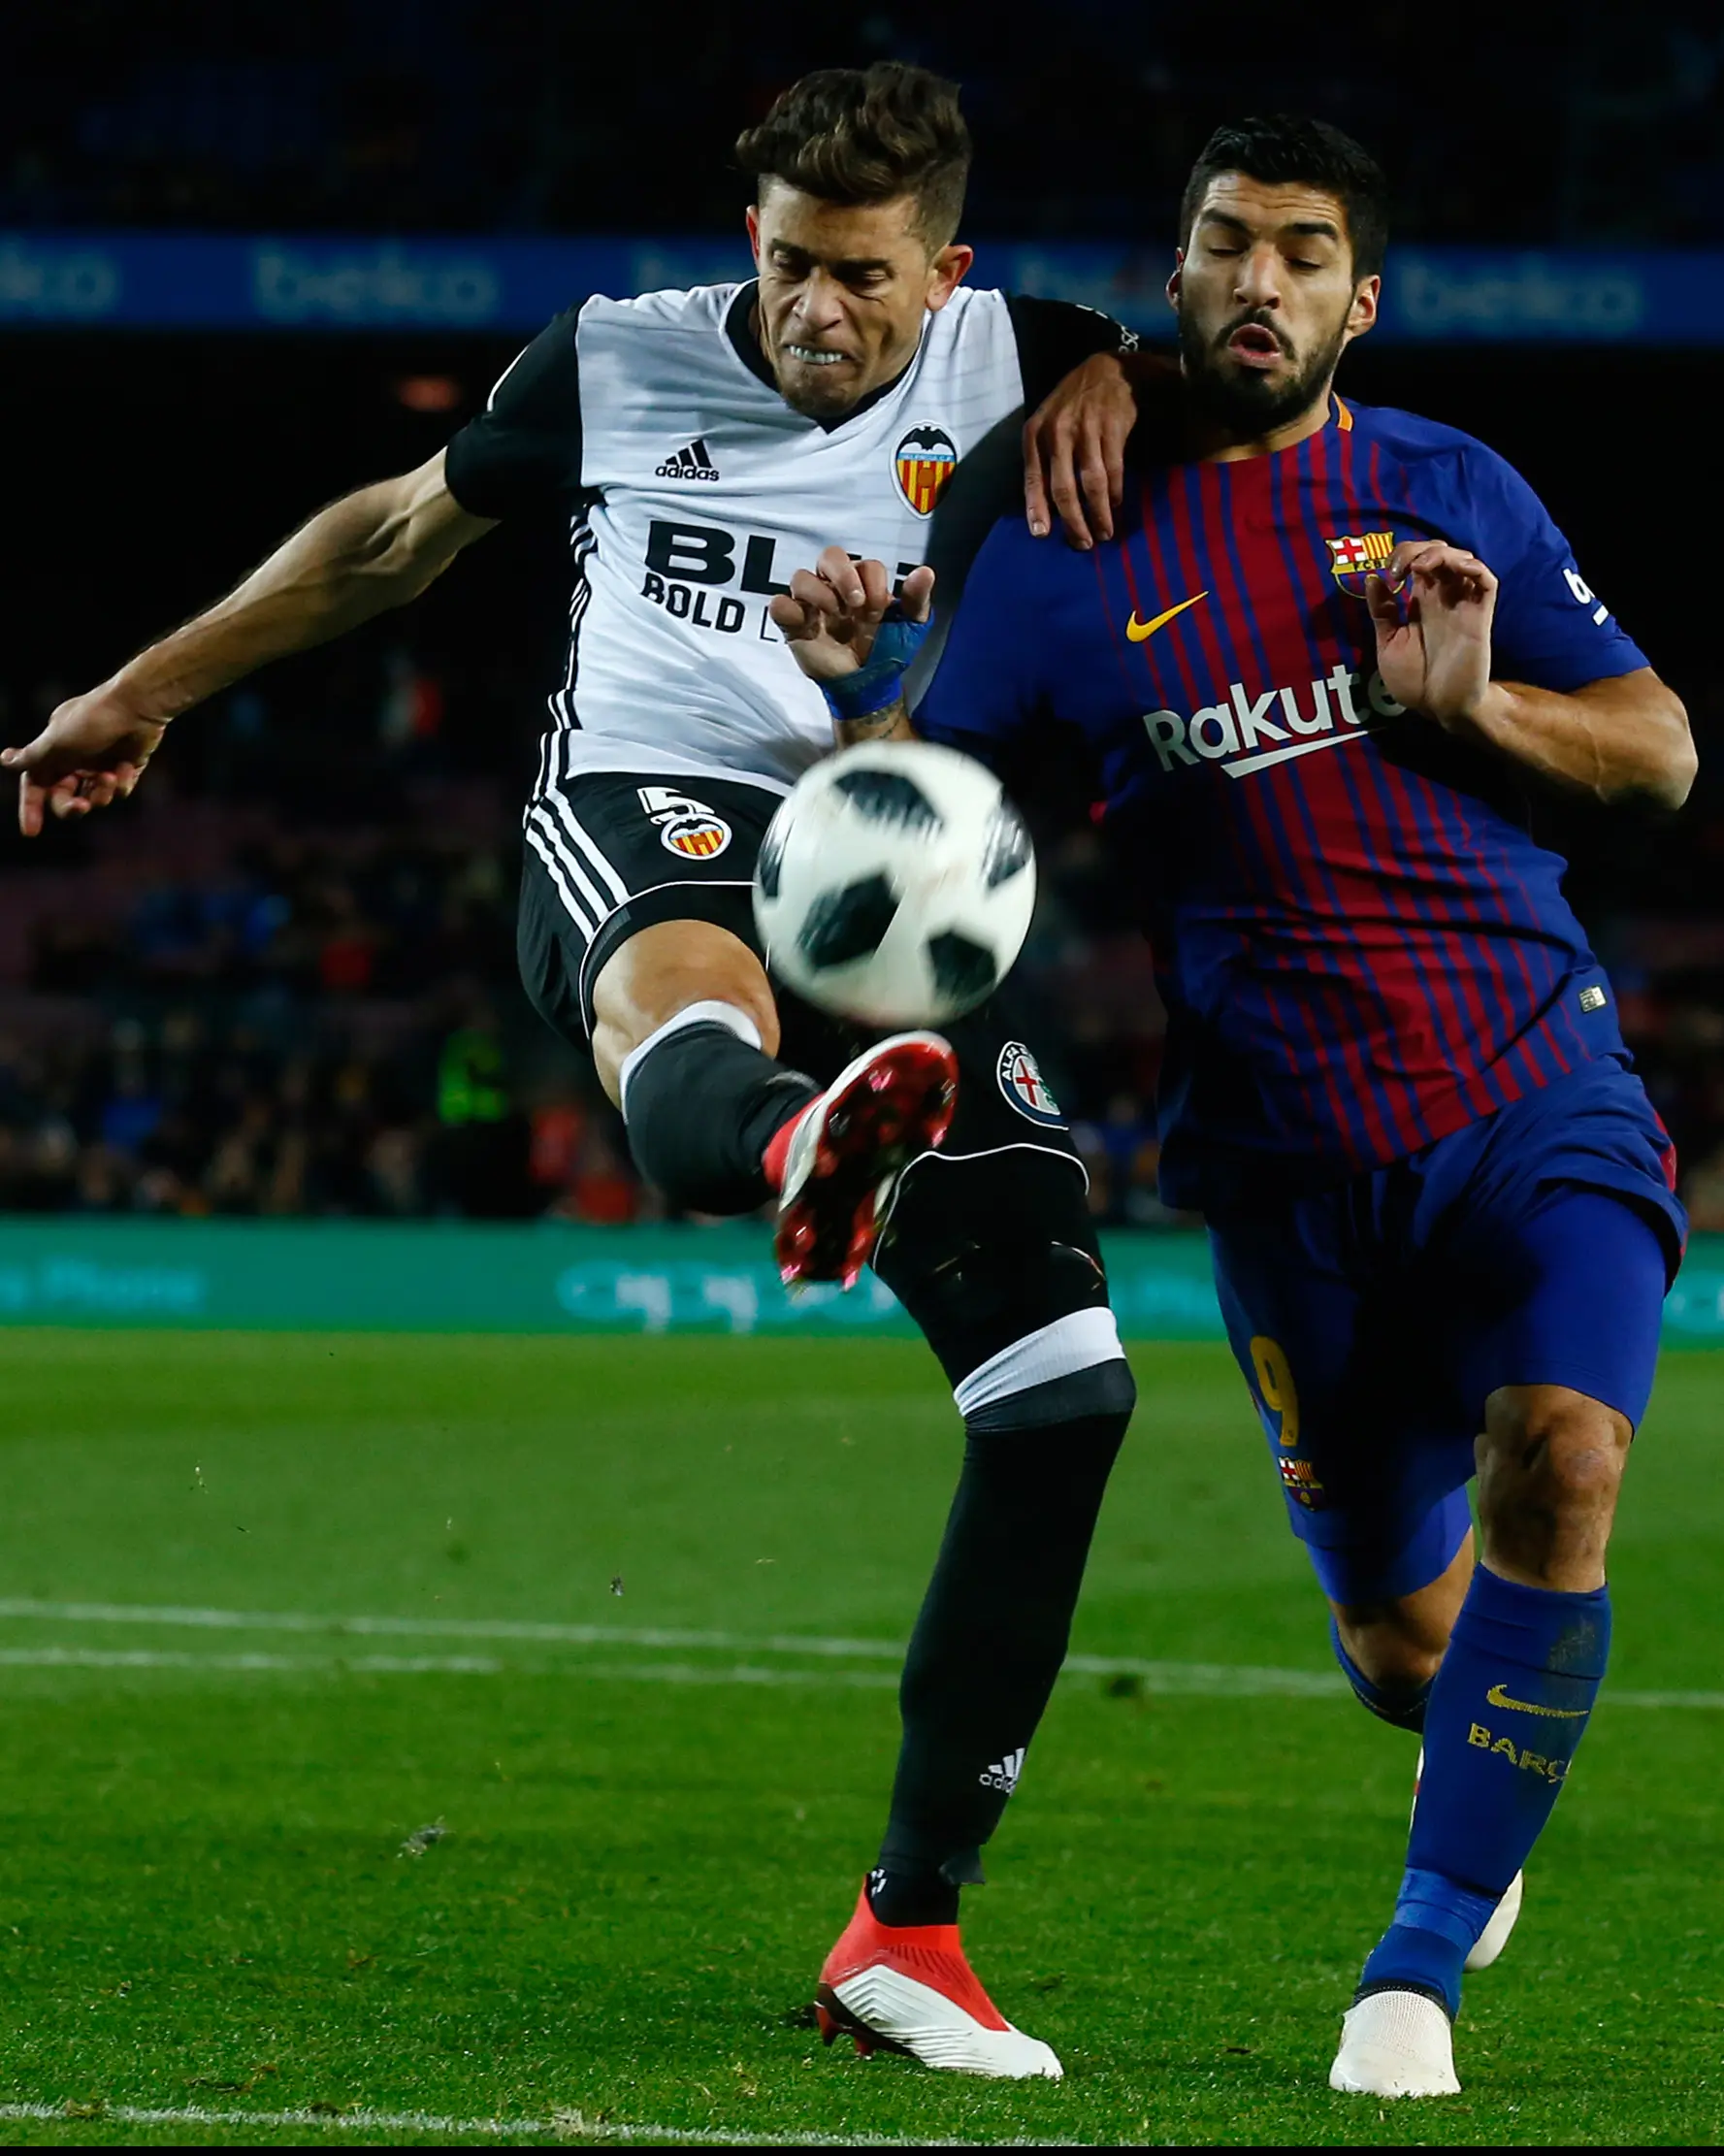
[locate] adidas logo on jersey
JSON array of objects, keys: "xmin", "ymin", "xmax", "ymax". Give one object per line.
[
  {"xmin": 979, "ymin": 1748, "xmax": 1025, "ymax": 1794},
  {"xmin": 656, "ymin": 438, "xmax": 720, "ymax": 482}
]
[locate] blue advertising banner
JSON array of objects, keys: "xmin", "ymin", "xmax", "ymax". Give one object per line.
[
  {"xmin": 0, "ymin": 1217, "xmax": 1718, "ymax": 1343},
  {"xmin": 2, "ymin": 231, "xmax": 1717, "ymax": 343}
]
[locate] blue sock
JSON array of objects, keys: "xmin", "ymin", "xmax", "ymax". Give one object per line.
[
  {"xmin": 1358, "ymin": 1567, "xmax": 1611, "ymax": 2017},
  {"xmin": 1329, "ymin": 1617, "xmax": 1431, "ymax": 1734}
]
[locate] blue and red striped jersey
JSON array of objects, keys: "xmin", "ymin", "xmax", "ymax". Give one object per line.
[{"xmin": 915, "ymin": 397, "xmax": 1652, "ymax": 1211}]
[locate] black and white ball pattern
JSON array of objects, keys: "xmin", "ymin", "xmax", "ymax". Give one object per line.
[{"xmin": 752, "ymin": 742, "xmax": 1037, "ymax": 1026}]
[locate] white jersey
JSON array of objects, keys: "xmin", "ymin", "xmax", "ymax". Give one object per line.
[{"xmin": 443, "ymin": 280, "xmax": 1123, "ymax": 797}]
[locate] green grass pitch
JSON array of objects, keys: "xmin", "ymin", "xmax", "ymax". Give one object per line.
[{"xmin": 0, "ymin": 1328, "xmax": 1719, "ymax": 2147}]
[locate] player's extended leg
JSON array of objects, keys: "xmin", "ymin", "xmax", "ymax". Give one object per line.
[
  {"xmin": 595, "ymin": 920, "xmax": 956, "ymax": 1283},
  {"xmin": 1335, "ymin": 1188, "xmax": 1672, "ymax": 2098},
  {"xmin": 519, "ymin": 772, "xmax": 956, "ymax": 1283},
  {"xmin": 815, "ymin": 1113, "xmax": 1135, "ymax": 2078}
]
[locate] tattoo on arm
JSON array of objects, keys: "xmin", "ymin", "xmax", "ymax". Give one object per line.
[{"xmin": 835, "ymin": 696, "xmax": 915, "ymax": 748}]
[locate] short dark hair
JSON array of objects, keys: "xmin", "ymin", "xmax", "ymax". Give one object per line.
[
  {"xmin": 734, "ymin": 62, "xmax": 971, "ymax": 248},
  {"xmin": 1180, "ymin": 115, "xmax": 1388, "ymax": 281}
]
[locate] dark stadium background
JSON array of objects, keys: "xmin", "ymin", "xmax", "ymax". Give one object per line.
[{"xmin": 3, "ymin": 0, "xmax": 1720, "ymax": 1234}]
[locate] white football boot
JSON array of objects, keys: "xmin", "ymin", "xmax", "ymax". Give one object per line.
[
  {"xmin": 1466, "ymin": 1867, "xmax": 1524, "ymax": 1971},
  {"xmin": 1413, "ymin": 1748, "xmax": 1525, "ymax": 1971},
  {"xmin": 816, "ymin": 1885, "xmax": 1061, "ymax": 2079},
  {"xmin": 1329, "ymin": 1989, "xmax": 1461, "ymax": 2098}
]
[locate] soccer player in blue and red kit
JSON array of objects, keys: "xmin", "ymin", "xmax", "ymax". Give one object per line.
[{"xmin": 773, "ymin": 115, "xmax": 1696, "ymax": 2097}]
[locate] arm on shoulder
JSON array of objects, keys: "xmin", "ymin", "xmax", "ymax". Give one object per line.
[{"xmin": 1015, "ymin": 296, "xmax": 1173, "ymax": 549}]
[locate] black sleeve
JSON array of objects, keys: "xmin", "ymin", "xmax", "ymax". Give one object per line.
[
  {"xmin": 442, "ymin": 306, "xmax": 585, "ymax": 520},
  {"xmin": 1004, "ymin": 294, "xmax": 1138, "ymax": 408}
]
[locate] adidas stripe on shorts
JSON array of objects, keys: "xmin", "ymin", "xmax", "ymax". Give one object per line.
[{"xmin": 518, "ymin": 768, "xmax": 785, "ymax": 1043}]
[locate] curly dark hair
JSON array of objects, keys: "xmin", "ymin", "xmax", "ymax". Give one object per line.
[
  {"xmin": 734, "ymin": 62, "xmax": 971, "ymax": 247},
  {"xmin": 1181, "ymin": 115, "xmax": 1389, "ymax": 280}
]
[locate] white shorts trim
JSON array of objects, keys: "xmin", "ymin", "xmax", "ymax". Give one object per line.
[{"xmin": 953, "ymin": 1306, "xmax": 1126, "ymax": 1421}]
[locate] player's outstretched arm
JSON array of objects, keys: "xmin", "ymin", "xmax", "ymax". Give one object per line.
[
  {"xmin": 3, "ymin": 451, "xmax": 496, "ymax": 835},
  {"xmin": 1366, "ymin": 539, "xmax": 1695, "ymax": 811},
  {"xmin": 770, "ymin": 549, "xmax": 933, "ymax": 748}
]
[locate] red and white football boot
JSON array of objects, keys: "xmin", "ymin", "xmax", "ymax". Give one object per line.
[
  {"xmin": 768, "ymin": 1033, "xmax": 958, "ymax": 1290},
  {"xmin": 815, "ymin": 1885, "xmax": 1061, "ymax": 2079}
]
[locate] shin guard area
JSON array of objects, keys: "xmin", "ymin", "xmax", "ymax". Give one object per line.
[
  {"xmin": 620, "ymin": 1014, "xmax": 816, "ymax": 1216},
  {"xmin": 879, "ymin": 1388, "xmax": 1133, "ymax": 1887},
  {"xmin": 1359, "ymin": 1569, "xmax": 1610, "ymax": 2016}
]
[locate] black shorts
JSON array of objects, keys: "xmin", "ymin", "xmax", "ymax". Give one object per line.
[
  {"xmin": 517, "ymin": 768, "xmax": 1089, "ymax": 1172},
  {"xmin": 519, "ymin": 770, "xmax": 779, "ymax": 1040}
]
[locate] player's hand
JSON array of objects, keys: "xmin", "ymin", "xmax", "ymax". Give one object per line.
[
  {"xmin": 1023, "ymin": 348, "xmax": 1174, "ymax": 549},
  {"xmin": 2, "ymin": 682, "xmax": 169, "ymax": 837},
  {"xmin": 1366, "ymin": 539, "xmax": 1499, "ymax": 731},
  {"xmin": 771, "ymin": 549, "xmax": 935, "ymax": 682}
]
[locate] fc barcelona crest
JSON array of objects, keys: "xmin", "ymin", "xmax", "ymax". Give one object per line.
[
  {"xmin": 895, "ymin": 425, "xmax": 959, "ymax": 517},
  {"xmin": 1325, "ymin": 530, "xmax": 1396, "ymax": 596},
  {"xmin": 1278, "ymin": 1455, "xmax": 1327, "ymax": 1509}
]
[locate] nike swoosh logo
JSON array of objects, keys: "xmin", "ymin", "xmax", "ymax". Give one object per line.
[
  {"xmin": 1485, "ymin": 1682, "xmax": 1588, "ymax": 1718},
  {"xmin": 1126, "ymin": 592, "xmax": 1207, "ymax": 641},
  {"xmin": 1222, "ymin": 731, "xmax": 1370, "ymax": 779}
]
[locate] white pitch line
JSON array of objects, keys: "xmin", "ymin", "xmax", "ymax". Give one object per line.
[
  {"xmin": 0, "ymin": 1648, "xmax": 898, "ymax": 1689},
  {"xmin": 0, "ymin": 1648, "xmax": 504, "ymax": 1676},
  {"xmin": 0, "ymin": 1595, "xmax": 1341, "ymax": 1696},
  {"xmin": 0, "ymin": 1598, "xmax": 1714, "ymax": 1709},
  {"xmin": 0, "ymin": 2102, "xmax": 1081, "ymax": 2148},
  {"xmin": 0, "ymin": 1598, "xmax": 904, "ymax": 1659}
]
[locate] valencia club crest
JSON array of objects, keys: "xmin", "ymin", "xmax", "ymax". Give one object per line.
[{"xmin": 895, "ymin": 425, "xmax": 959, "ymax": 516}]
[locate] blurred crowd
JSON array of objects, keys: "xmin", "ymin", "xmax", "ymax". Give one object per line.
[
  {"xmin": 0, "ymin": 784, "xmax": 644, "ymax": 1226},
  {"xmin": 2, "ymin": 677, "xmax": 1723, "ymax": 1232},
  {"xmin": 4, "ymin": 2, "xmax": 1723, "ymax": 246},
  {"xmin": 2, "ymin": 0, "xmax": 1720, "ymax": 1230}
]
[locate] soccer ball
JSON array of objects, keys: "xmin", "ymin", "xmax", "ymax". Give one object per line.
[{"xmin": 752, "ymin": 741, "xmax": 1036, "ymax": 1027}]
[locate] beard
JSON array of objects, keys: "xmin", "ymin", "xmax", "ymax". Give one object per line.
[
  {"xmin": 1178, "ymin": 306, "xmax": 1350, "ymax": 438},
  {"xmin": 775, "ymin": 365, "xmax": 861, "ymax": 420}
]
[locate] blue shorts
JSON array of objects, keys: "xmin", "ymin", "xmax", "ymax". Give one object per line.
[{"xmin": 1208, "ymin": 1059, "xmax": 1685, "ymax": 1609}]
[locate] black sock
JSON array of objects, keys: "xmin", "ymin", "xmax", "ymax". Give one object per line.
[
  {"xmin": 867, "ymin": 1859, "xmax": 960, "ymax": 1928},
  {"xmin": 873, "ymin": 1404, "xmax": 1132, "ymax": 1925},
  {"xmin": 621, "ymin": 1015, "xmax": 817, "ymax": 1215}
]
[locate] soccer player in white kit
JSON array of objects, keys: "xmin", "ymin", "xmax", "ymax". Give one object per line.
[{"xmin": 12, "ymin": 64, "xmax": 1150, "ymax": 2078}]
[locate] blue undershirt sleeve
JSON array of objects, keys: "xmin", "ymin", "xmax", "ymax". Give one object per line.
[{"xmin": 912, "ymin": 519, "xmax": 1054, "ymax": 770}]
